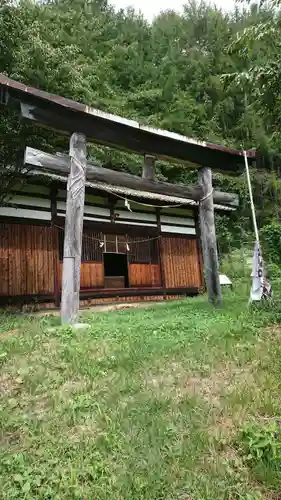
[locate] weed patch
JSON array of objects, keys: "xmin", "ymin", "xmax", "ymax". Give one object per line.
[{"xmin": 1, "ymin": 292, "xmax": 281, "ymax": 498}]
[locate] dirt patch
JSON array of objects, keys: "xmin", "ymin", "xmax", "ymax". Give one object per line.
[
  {"xmin": 32, "ymin": 301, "xmax": 166, "ymax": 316},
  {"xmin": 11, "ymin": 391, "xmax": 51, "ymax": 420},
  {"xmin": 210, "ymin": 415, "xmax": 236, "ymax": 439},
  {"xmin": 84, "ymin": 340, "xmax": 111, "ymax": 361},
  {"xmin": 145, "ymin": 361, "xmax": 254, "ymax": 408},
  {"xmin": 99, "ymin": 303, "xmax": 142, "ymax": 312},
  {"xmin": 0, "ymin": 374, "xmax": 23, "ymax": 396},
  {"xmin": 147, "ymin": 361, "xmax": 186, "ymax": 390},
  {"xmin": 264, "ymin": 324, "xmax": 281, "ymax": 339},
  {"xmin": 219, "ymin": 444, "xmax": 239, "ymax": 462},
  {"xmin": 264, "ymin": 493, "xmax": 281, "ymax": 500},
  {"xmin": 41, "ymin": 338, "xmax": 60, "ymax": 354},
  {"xmin": 181, "ymin": 372, "xmax": 224, "ymax": 407},
  {"xmin": 0, "ymin": 328, "xmax": 20, "ymax": 341},
  {"xmin": 31, "ymin": 395, "xmax": 50, "ymax": 419},
  {"xmin": 67, "ymin": 420, "xmax": 100, "ymax": 442},
  {"xmin": 59, "ymin": 378, "xmax": 88, "ymax": 397},
  {"xmin": 0, "ymin": 430, "xmax": 23, "ymax": 451},
  {"xmin": 172, "ymin": 495, "xmax": 193, "ymax": 500}
]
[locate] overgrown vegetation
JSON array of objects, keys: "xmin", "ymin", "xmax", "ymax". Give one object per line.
[
  {"xmin": 1, "ymin": 0, "xmax": 281, "ymax": 246},
  {"xmin": 1, "ymin": 289, "xmax": 281, "ymax": 498},
  {"xmin": 239, "ymin": 419, "xmax": 281, "ymax": 487},
  {"xmin": 1, "ymin": 3, "xmax": 281, "ymax": 496}
]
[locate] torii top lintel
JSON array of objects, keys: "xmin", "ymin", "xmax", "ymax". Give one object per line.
[{"xmin": 0, "ymin": 73, "xmax": 256, "ymax": 172}]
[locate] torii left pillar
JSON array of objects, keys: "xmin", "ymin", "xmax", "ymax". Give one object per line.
[
  {"xmin": 61, "ymin": 133, "xmax": 87, "ymax": 324},
  {"xmin": 198, "ymin": 167, "xmax": 222, "ymax": 304}
]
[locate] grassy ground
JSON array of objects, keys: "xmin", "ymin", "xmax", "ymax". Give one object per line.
[{"xmin": 1, "ymin": 287, "xmax": 281, "ymax": 499}]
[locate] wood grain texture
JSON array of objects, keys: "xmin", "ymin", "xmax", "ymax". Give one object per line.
[
  {"xmin": 142, "ymin": 154, "xmax": 155, "ymax": 180},
  {"xmin": 61, "ymin": 132, "xmax": 87, "ymax": 324},
  {"xmin": 104, "ymin": 276, "xmax": 125, "ymax": 289},
  {"xmin": 156, "ymin": 210, "xmax": 165, "ymax": 288},
  {"xmin": 53, "ymin": 227, "xmax": 60, "ymax": 306},
  {"xmin": 59, "ymin": 262, "xmax": 104, "ymax": 290},
  {"xmin": 0, "ymin": 223, "xmax": 201, "ymax": 299},
  {"xmin": 0, "ymin": 223, "xmax": 56, "ymax": 296},
  {"xmin": 198, "ymin": 167, "xmax": 221, "ymax": 304},
  {"xmin": 0, "ymin": 223, "xmax": 9, "ymax": 295},
  {"xmin": 81, "ymin": 263, "xmax": 104, "ymax": 289},
  {"xmin": 161, "ymin": 237, "xmax": 202, "ymax": 288},
  {"xmin": 24, "ymin": 147, "xmax": 238, "ymax": 205},
  {"xmin": 129, "ymin": 264, "xmax": 161, "ymax": 287}
]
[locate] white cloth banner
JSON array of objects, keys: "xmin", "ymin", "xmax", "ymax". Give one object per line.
[{"xmin": 250, "ymin": 241, "xmax": 272, "ymax": 302}]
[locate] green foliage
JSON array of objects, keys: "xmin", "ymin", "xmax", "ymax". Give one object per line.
[
  {"xmin": 240, "ymin": 420, "xmax": 281, "ymax": 467},
  {"xmin": 260, "ymin": 222, "xmax": 281, "ymax": 265},
  {"xmin": 1, "ymin": 288, "xmax": 281, "ymax": 497},
  {"xmin": 219, "ymin": 247, "xmax": 252, "ymax": 279},
  {"xmin": 0, "ymin": 0, "xmax": 281, "ymax": 246},
  {"xmin": 266, "ymin": 262, "xmax": 281, "ymax": 280},
  {"xmin": 225, "ymin": 1, "xmax": 281, "ymax": 158},
  {"xmin": 216, "ymin": 214, "xmax": 233, "ymax": 252}
]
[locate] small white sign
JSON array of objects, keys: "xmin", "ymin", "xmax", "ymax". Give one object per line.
[{"xmin": 219, "ymin": 274, "xmax": 232, "ymax": 286}]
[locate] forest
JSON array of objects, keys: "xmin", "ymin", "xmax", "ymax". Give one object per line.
[{"xmin": 0, "ymin": 0, "xmax": 281, "ymax": 262}]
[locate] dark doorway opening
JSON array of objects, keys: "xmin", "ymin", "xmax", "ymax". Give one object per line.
[{"xmin": 103, "ymin": 253, "xmax": 129, "ymax": 288}]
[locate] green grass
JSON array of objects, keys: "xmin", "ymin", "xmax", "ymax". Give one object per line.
[{"xmin": 1, "ymin": 288, "xmax": 281, "ymax": 499}]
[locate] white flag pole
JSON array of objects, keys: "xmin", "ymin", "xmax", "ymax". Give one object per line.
[
  {"xmin": 243, "ymin": 150, "xmax": 259, "ymax": 243},
  {"xmin": 243, "ymin": 150, "xmax": 272, "ymax": 302}
]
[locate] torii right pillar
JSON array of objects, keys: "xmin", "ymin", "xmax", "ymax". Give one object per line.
[{"xmin": 198, "ymin": 167, "xmax": 222, "ymax": 304}]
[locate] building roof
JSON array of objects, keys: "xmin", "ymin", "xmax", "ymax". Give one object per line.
[{"xmin": 0, "ymin": 73, "xmax": 256, "ymax": 172}]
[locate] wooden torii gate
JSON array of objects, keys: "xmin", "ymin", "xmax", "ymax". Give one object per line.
[
  {"xmin": 60, "ymin": 133, "xmax": 87, "ymax": 324},
  {"xmin": 25, "ymin": 141, "xmax": 236, "ymax": 323},
  {"xmin": 0, "ymin": 74, "xmax": 256, "ymax": 323}
]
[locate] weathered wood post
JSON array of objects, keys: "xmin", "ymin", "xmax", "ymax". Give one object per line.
[
  {"xmin": 142, "ymin": 154, "xmax": 155, "ymax": 180},
  {"xmin": 61, "ymin": 133, "xmax": 87, "ymax": 324},
  {"xmin": 198, "ymin": 167, "xmax": 222, "ymax": 304}
]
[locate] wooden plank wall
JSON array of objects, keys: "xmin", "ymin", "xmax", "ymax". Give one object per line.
[
  {"xmin": 60, "ymin": 263, "xmax": 161, "ymax": 290},
  {"xmin": 0, "ymin": 223, "xmax": 202, "ymax": 299},
  {"xmin": 80, "ymin": 263, "xmax": 104, "ymax": 289},
  {"xmin": 161, "ymin": 237, "xmax": 202, "ymax": 288},
  {"xmin": 0, "ymin": 223, "xmax": 56, "ymax": 296},
  {"xmin": 58, "ymin": 262, "xmax": 104, "ymax": 290},
  {"xmin": 129, "ymin": 264, "xmax": 161, "ymax": 287}
]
